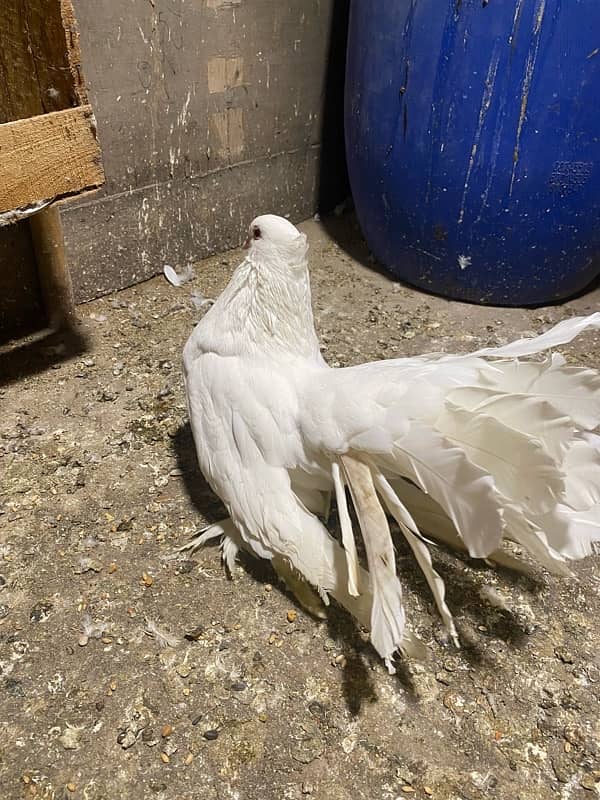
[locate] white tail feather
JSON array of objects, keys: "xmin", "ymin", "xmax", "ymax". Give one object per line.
[
  {"xmin": 340, "ymin": 454, "xmax": 406, "ymax": 670},
  {"xmin": 466, "ymin": 313, "xmax": 600, "ymax": 360},
  {"xmin": 447, "ymin": 387, "xmax": 575, "ymax": 461},
  {"xmin": 536, "ymin": 503, "xmax": 600, "ymax": 560},
  {"xmin": 331, "ymin": 461, "xmax": 360, "ymax": 596},
  {"xmin": 389, "ymin": 478, "xmax": 537, "ymax": 575},
  {"xmin": 436, "ymin": 402, "xmax": 564, "ymax": 515},
  {"xmin": 562, "ymin": 434, "xmax": 600, "ymax": 510},
  {"xmin": 384, "ymin": 422, "xmax": 505, "ymax": 558},
  {"xmin": 374, "ymin": 472, "xmax": 459, "ymax": 646},
  {"xmin": 480, "ymin": 353, "xmax": 600, "ymax": 430},
  {"xmin": 502, "ymin": 506, "xmax": 571, "ymax": 575}
]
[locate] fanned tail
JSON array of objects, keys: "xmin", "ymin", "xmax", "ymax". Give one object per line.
[
  {"xmin": 380, "ymin": 422, "xmax": 506, "ymax": 558},
  {"xmin": 320, "ymin": 313, "xmax": 600, "ymax": 665},
  {"xmin": 388, "ymin": 478, "xmax": 540, "ymax": 575}
]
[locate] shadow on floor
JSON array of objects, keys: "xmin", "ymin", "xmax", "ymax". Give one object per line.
[
  {"xmin": 170, "ymin": 421, "xmax": 228, "ymax": 528},
  {"xmin": 0, "ymin": 322, "xmax": 90, "ymax": 390}
]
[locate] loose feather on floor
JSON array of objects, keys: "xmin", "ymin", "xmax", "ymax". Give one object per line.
[{"xmin": 182, "ymin": 214, "xmax": 600, "ymax": 671}]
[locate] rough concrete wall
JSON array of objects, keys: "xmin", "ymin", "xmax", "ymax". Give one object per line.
[{"xmin": 62, "ymin": 0, "xmax": 337, "ymax": 303}]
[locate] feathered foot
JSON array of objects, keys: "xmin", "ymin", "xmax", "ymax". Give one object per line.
[
  {"xmin": 272, "ymin": 555, "xmax": 328, "ymax": 619},
  {"xmin": 179, "ymin": 519, "xmax": 241, "ymax": 574},
  {"xmin": 180, "ymin": 520, "xmax": 326, "ymax": 617}
]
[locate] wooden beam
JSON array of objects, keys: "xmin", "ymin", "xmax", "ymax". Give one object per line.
[{"xmin": 0, "ymin": 105, "xmax": 104, "ymax": 213}]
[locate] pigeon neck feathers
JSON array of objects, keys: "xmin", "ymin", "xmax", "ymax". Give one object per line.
[{"xmin": 189, "ymin": 237, "xmax": 321, "ymax": 361}]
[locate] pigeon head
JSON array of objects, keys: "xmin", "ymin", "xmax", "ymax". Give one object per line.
[
  {"xmin": 245, "ymin": 214, "xmax": 308, "ymax": 267},
  {"xmin": 189, "ymin": 212, "xmax": 319, "ymax": 359}
]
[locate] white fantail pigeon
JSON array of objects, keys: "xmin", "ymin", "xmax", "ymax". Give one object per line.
[{"xmin": 182, "ymin": 214, "xmax": 600, "ymax": 672}]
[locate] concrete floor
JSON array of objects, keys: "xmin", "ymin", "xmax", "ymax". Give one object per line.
[{"xmin": 1, "ymin": 216, "xmax": 599, "ymax": 800}]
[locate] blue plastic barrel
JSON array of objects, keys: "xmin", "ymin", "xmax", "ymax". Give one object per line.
[{"xmin": 345, "ymin": 0, "xmax": 600, "ymax": 305}]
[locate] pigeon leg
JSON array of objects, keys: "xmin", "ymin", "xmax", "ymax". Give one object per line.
[{"xmin": 272, "ymin": 555, "xmax": 327, "ymax": 619}]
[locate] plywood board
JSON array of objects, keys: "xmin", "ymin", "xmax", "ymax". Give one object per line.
[{"xmin": 0, "ymin": 105, "xmax": 104, "ymax": 213}]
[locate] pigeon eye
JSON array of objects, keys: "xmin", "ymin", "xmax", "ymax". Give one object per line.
[{"xmin": 253, "ymin": 227, "xmax": 261, "ymax": 240}]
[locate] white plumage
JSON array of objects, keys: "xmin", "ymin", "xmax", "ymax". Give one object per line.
[{"xmin": 182, "ymin": 214, "xmax": 600, "ymax": 671}]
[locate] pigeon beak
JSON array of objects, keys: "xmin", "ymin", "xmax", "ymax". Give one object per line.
[{"xmin": 242, "ymin": 236, "xmax": 251, "ymax": 249}]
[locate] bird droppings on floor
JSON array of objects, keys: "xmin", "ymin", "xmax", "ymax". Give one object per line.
[{"xmin": 1, "ymin": 216, "xmax": 599, "ymax": 799}]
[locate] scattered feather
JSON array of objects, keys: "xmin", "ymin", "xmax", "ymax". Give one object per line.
[
  {"xmin": 190, "ymin": 289, "xmax": 214, "ymax": 310},
  {"xmin": 59, "ymin": 723, "xmax": 84, "ymax": 751},
  {"xmin": 479, "ymin": 586, "xmax": 510, "ymax": 610},
  {"xmin": 79, "ymin": 614, "xmax": 109, "ymax": 646},
  {"xmin": 164, "ymin": 263, "xmax": 195, "ymax": 287},
  {"xmin": 74, "ymin": 556, "xmax": 102, "ymax": 574},
  {"xmin": 80, "ymin": 535, "xmax": 99, "ymax": 550},
  {"xmin": 144, "ymin": 618, "xmax": 180, "ymax": 649}
]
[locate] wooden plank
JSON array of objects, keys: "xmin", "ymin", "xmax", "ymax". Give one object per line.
[
  {"xmin": 0, "ymin": 0, "xmax": 82, "ymax": 124},
  {"xmin": 58, "ymin": 0, "xmax": 346, "ymax": 301},
  {"xmin": 60, "ymin": 0, "xmax": 89, "ymax": 106},
  {"xmin": 0, "ymin": 1, "xmax": 44, "ymax": 123},
  {"xmin": 0, "ymin": 106, "xmax": 104, "ymax": 213}
]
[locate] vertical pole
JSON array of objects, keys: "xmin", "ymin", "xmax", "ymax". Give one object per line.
[{"xmin": 28, "ymin": 205, "xmax": 76, "ymax": 331}]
